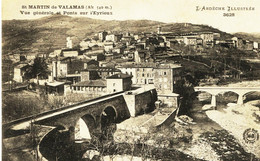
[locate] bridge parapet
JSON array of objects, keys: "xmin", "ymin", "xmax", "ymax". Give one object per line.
[
  {"xmin": 194, "ymin": 87, "xmax": 260, "ymax": 96},
  {"xmin": 194, "ymin": 86, "xmax": 260, "ymax": 107}
]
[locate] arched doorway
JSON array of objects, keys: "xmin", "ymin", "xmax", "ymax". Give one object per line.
[{"xmin": 75, "ymin": 114, "xmax": 96, "ymax": 141}]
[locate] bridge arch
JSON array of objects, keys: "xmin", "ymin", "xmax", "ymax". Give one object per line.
[
  {"xmin": 219, "ymin": 90, "xmax": 240, "ymax": 96},
  {"xmin": 243, "ymin": 91, "xmax": 260, "ymax": 96},
  {"xmin": 243, "ymin": 91, "xmax": 260, "ymax": 102},
  {"xmin": 39, "ymin": 125, "xmax": 73, "ymax": 161},
  {"xmin": 195, "ymin": 89, "xmax": 240, "ymax": 97},
  {"xmin": 74, "ymin": 114, "xmax": 96, "ymax": 141},
  {"xmin": 216, "ymin": 91, "xmax": 239, "ymax": 105},
  {"xmin": 101, "ymin": 106, "xmax": 117, "ymax": 130},
  {"xmin": 194, "ymin": 86, "xmax": 260, "ymax": 107}
]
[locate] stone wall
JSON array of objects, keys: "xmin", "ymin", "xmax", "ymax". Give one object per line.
[
  {"xmin": 158, "ymin": 95, "xmax": 178, "ymax": 108},
  {"xmin": 124, "ymin": 88, "xmax": 157, "ymax": 117}
]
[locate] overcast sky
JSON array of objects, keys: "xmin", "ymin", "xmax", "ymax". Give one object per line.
[{"xmin": 2, "ymin": 0, "xmax": 260, "ymax": 33}]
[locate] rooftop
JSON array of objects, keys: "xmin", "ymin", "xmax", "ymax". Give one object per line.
[
  {"xmin": 73, "ymin": 80, "xmax": 106, "ymax": 87},
  {"xmin": 117, "ymin": 62, "xmax": 182, "ymax": 69},
  {"xmin": 106, "ymin": 73, "xmax": 132, "ymax": 79},
  {"xmin": 186, "ymin": 37, "xmax": 198, "ymax": 39},
  {"xmin": 117, "ymin": 62, "xmax": 156, "ymax": 68},
  {"xmin": 157, "ymin": 63, "xmax": 182, "ymax": 69},
  {"xmin": 15, "ymin": 64, "xmax": 29, "ymax": 69},
  {"xmin": 47, "ymin": 81, "xmax": 65, "ymax": 87},
  {"xmin": 158, "ymin": 93, "xmax": 179, "ymax": 97},
  {"xmin": 83, "ymin": 67, "xmax": 120, "ymax": 72},
  {"xmin": 62, "ymin": 50, "xmax": 79, "ymax": 55}
]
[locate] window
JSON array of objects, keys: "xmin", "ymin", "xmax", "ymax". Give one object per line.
[
  {"xmin": 113, "ymin": 83, "xmax": 116, "ymax": 86},
  {"xmin": 142, "ymin": 74, "xmax": 144, "ymax": 77},
  {"xmin": 164, "ymin": 72, "xmax": 167, "ymax": 75}
]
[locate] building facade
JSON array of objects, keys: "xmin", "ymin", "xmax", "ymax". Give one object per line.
[
  {"xmin": 153, "ymin": 63, "xmax": 182, "ymax": 94},
  {"xmin": 118, "ymin": 63, "xmax": 182, "ymax": 94},
  {"xmin": 13, "ymin": 64, "xmax": 30, "ymax": 82},
  {"xmin": 106, "ymin": 73, "xmax": 132, "ymax": 93}
]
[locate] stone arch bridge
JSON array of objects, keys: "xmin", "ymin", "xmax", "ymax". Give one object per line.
[
  {"xmin": 3, "ymin": 88, "xmax": 157, "ymax": 141},
  {"xmin": 194, "ymin": 86, "xmax": 260, "ymax": 107}
]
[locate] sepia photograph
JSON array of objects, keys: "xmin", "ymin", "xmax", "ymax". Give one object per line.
[{"xmin": 2, "ymin": 0, "xmax": 260, "ymax": 160}]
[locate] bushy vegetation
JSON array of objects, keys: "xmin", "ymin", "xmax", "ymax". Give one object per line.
[
  {"xmin": 179, "ymin": 46, "xmax": 259, "ymax": 80},
  {"xmin": 173, "ymin": 75, "xmax": 198, "ymax": 115},
  {"xmin": 2, "ymin": 92, "xmax": 43, "ymax": 123},
  {"xmin": 73, "ymin": 124, "xmax": 196, "ymax": 161}
]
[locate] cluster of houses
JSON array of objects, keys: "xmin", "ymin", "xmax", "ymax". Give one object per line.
[
  {"xmin": 10, "ymin": 28, "xmax": 186, "ymax": 107},
  {"xmin": 9, "ymin": 26, "xmax": 259, "ymax": 107},
  {"xmin": 159, "ymin": 28, "xmax": 259, "ymax": 51}
]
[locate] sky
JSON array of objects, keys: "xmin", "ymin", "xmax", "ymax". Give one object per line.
[{"xmin": 1, "ymin": 0, "xmax": 260, "ymax": 33}]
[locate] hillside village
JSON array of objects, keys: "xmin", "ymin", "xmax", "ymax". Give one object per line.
[
  {"xmin": 4, "ymin": 24, "xmax": 260, "ymax": 104},
  {"xmin": 2, "ymin": 16, "xmax": 260, "ymax": 161},
  {"xmin": 6, "ymin": 24, "xmax": 259, "ymax": 88}
]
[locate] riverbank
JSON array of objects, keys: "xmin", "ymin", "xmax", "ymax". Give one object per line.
[
  {"xmin": 113, "ymin": 98, "xmax": 260, "ymax": 161},
  {"xmin": 206, "ymin": 100, "xmax": 260, "ymax": 158}
]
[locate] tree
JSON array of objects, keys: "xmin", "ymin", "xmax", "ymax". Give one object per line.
[
  {"xmin": 173, "ymin": 75, "xmax": 197, "ymax": 115},
  {"xmin": 26, "ymin": 57, "xmax": 49, "ymax": 79}
]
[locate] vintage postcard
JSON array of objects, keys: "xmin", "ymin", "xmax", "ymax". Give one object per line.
[{"xmin": 2, "ymin": 0, "xmax": 260, "ymax": 160}]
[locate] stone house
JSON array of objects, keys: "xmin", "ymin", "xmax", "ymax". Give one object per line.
[
  {"xmin": 153, "ymin": 63, "xmax": 182, "ymax": 94},
  {"xmin": 106, "ymin": 73, "xmax": 132, "ymax": 93},
  {"xmin": 61, "ymin": 49, "xmax": 79, "ymax": 57},
  {"xmin": 80, "ymin": 67, "xmax": 121, "ymax": 81},
  {"xmin": 13, "ymin": 64, "xmax": 30, "ymax": 82}
]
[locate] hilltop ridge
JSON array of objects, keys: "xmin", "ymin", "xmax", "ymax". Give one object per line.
[{"xmin": 2, "ymin": 14, "xmax": 233, "ymax": 55}]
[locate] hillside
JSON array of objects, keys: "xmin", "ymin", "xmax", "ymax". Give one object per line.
[
  {"xmin": 2, "ymin": 14, "xmax": 233, "ymax": 56},
  {"xmin": 160, "ymin": 23, "xmax": 233, "ymax": 39},
  {"xmin": 233, "ymin": 32, "xmax": 260, "ymax": 43}
]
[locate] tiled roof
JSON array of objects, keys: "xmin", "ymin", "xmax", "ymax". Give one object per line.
[
  {"xmin": 118, "ymin": 62, "xmax": 182, "ymax": 69},
  {"xmin": 47, "ymin": 81, "xmax": 65, "ymax": 87},
  {"xmin": 63, "ymin": 51, "xmax": 79, "ymax": 55},
  {"xmin": 106, "ymin": 73, "xmax": 132, "ymax": 79},
  {"xmin": 15, "ymin": 64, "xmax": 29, "ymax": 69},
  {"xmin": 73, "ymin": 80, "xmax": 106, "ymax": 87},
  {"xmin": 158, "ymin": 63, "xmax": 182, "ymax": 69},
  {"xmin": 83, "ymin": 67, "xmax": 120, "ymax": 72},
  {"xmin": 117, "ymin": 62, "xmax": 157, "ymax": 68}
]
